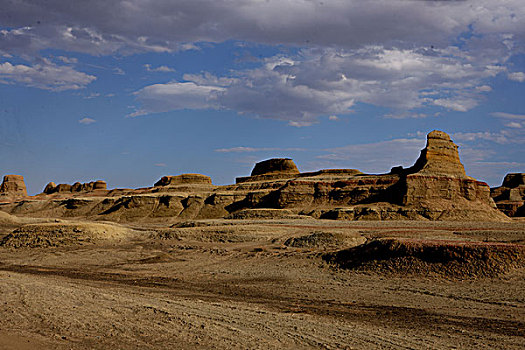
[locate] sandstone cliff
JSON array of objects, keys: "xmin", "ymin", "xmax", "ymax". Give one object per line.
[
  {"xmin": 43, "ymin": 180, "xmax": 107, "ymax": 194},
  {"xmin": 491, "ymin": 173, "xmax": 525, "ymax": 217},
  {"xmin": 0, "ymin": 175, "xmax": 27, "ymax": 198},
  {"xmin": 0, "ymin": 131, "xmax": 509, "ymax": 222}
]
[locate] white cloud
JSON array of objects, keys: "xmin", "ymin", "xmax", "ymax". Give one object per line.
[
  {"xmin": 452, "ymin": 130, "xmax": 525, "ymax": 144},
  {"xmin": 130, "ymin": 82, "xmax": 225, "ymax": 117},
  {"xmin": 78, "ymin": 117, "xmax": 96, "ymax": 125},
  {"xmin": 154, "ymin": 163, "xmax": 167, "ymax": 167},
  {"xmin": 144, "ymin": 64, "xmax": 175, "ymax": 73},
  {"xmin": 432, "ymin": 97, "xmax": 479, "ymax": 112},
  {"xmin": 1, "ymin": 1, "xmax": 524, "ymax": 56},
  {"xmin": 215, "ymin": 147, "xmax": 305, "ymax": 153},
  {"xmin": 57, "ymin": 56, "xmax": 78, "ymax": 64},
  {"xmin": 505, "ymin": 122, "xmax": 523, "ymax": 129},
  {"xmin": 83, "ymin": 92, "xmax": 100, "ymax": 99},
  {"xmin": 328, "ymin": 115, "xmax": 339, "ymax": 121},
  {"xmin": 508, "ymin": 72, "xmax": 525, "ymax": 82},
  {"xmin": 475, "ymin": 85, "xmax": 492, "ymax": 92},
  {"xmin": 384, "ymin": 112, "xmax": 428, "ymax": 119},
  {"xmin": 491, "ymin": 112, "xmax": 525, "ymax": 120},
  {"xmin": 0, "ymin": 59, "xmax": 96, "ymax": 91},
  {"xmin": 113, "ymin": 67, "xmax": 125, "ymax": 75},
  {"xmin": 132, "ymin": 46, "xmax": 506, "ymax": 124}
]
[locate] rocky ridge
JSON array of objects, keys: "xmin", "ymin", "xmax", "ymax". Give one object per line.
[
  {"xmin": 43, "ymin": 180, "xmax": 107, "ymax": 194},
  {"xmin": 0, "ymin": 131, "xmax": 509, "ymax": 222}
]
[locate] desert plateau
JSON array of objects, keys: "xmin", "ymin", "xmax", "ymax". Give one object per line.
[{"xmin": 0, "ymin": 131, "xmax": 523, "ymax": 349}]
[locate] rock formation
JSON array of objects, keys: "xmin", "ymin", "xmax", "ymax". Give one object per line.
[
  {"xmin": 393, "ymin": 130, "xmax": 466, "ymax": 177},
  {"xmin": 0, "ymin": 175, "xmax": 27, "ymax": 198},
  {"xmin": 43, "ymin": 180, "xmax": 107, "ymax": 194},
  {"xmin": 237, "ymin": 158, "xmax": 300, "ymax": 183},
  {"xmin": 0, "ymin": 130, "xmax": 509, "ymax": 222},
  {"xmin": 154, "ymin": 174, "xmax": 212, "ymax": 187},
  {"xmin": 251, "ymin": 158, "xmax": 299, "ymax": 176},
  {"xmin": 491, "ymin": 173, "xmax": 525, "ymax": 217}
]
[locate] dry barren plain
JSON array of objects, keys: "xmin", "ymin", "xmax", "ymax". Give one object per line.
[{"xmin": 0, "ymin": 214, "xmax": 524, "ymax": 349}]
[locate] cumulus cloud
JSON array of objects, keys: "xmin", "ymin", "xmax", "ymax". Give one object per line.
[
  {"xmin": 1, "ymin": 1, "xmax": 524, "ymax": 124},
  {"xmin": 78, "ymin": 117, "xmax": 96, "ymax": 124},
  {"xmin": 1, "ymin": 1, "xmax": 524, "ymax": 55},
  {"xmin": 132, "ymin": 45, "xmax": 505, "ymax": 124},
  {"xmin": 129, "ymin": 82, "xmax": 225, "ymax": 117},
  {"xmin": 0, "ymin": 58, "xmax": 96, "ymax": 91}
]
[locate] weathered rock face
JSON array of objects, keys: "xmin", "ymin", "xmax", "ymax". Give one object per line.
[
  {"xmin": 0, "ymin": 175, "xmax": 27, "ymax": 197},
  {"xmin": 237, "ymin": 158, "xmax": 300, "ymax": 183},
  {"xmin": 502, "ymin": 173, "xmax": 525, "ymax": 188},
  {"xmin": 491, "ymin": 173, "xmax": 525, "ymax": 217},
  {"xmin": 401, "ymin": 130, "xmax": 466, "ymax": 177},
  {"xmin": 0, "ymin": 130, "xmax": 508, "ymax": 222},
  {"xmin": 44, "ymin": 180, "xmax": 107, "ymax": 194},
  {"xmin": 251, "ymin": 158, "xmax": 299, "ymax": 176},
  {"xmin": 154, "ymin": 174, "xmax": 212, "ymax": 187}
]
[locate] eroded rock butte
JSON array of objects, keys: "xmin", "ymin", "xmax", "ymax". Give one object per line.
[
  {"xmin": 0, "ymin": 131, "xmax": 510, "ymax": 222},
  {"xmin": 0, "ymin": 175, "xmax": 27, "ymax": 198}
]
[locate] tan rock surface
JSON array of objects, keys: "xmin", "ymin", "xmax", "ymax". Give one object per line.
[
  {"xmin": 0, "ymin": 175, "xmax": 27, "ymax": 197},
  {"xmin": 154, "ymin": 174, "xmax": 212, "ymax": 187},
  {"xmin": 403, "ymin": 130, "xmax": 466, "ymax": 177},
  {"xmin": 491, "ymin": 173, "xmax": 525, "ymax": 217},
  {"xmin": 0, "ymin": 130, "xmax": 508, "ymax": 222}
]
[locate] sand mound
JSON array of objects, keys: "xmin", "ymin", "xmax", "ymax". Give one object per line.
[
  {"xmin": 284, "ymin": 232, "xmax": 346, "ymax": 248},
  {"xmin": 0, "ymin": 222, "xmax": 135, "ymax": 248},
  {"xmin": 324, "ymin": 238, "xmax": 525, "ymax": 278},
  {"xmin": 0, "ymin": 211, "xmax": 20, "ymax": 225}
]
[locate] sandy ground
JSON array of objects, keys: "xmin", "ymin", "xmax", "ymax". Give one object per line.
[{"xmin": 0, "ymin": 218, "xmax": 524, "ymax": 349}]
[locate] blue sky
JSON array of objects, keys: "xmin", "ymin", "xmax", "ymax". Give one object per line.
[{"xmin": 1, "ymin": 0, "xmax": 524, "ymax": 194}]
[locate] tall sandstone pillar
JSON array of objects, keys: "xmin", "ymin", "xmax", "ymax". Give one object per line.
[{"xmin": 401, "ymin": 131, "xmax": 492, "ymax": 209}]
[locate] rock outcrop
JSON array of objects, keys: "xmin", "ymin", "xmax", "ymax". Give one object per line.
[
  {"xmin": 44, "ymin": 180, "xmax": 107, "ymax": 194},
  {"xmin": 491, "ymin": 173, "xmax": 525, "ymax": 217},
  {"xmin": 237, "ymin": 158, "xmax": 300, "ymax": 183},
  {"xmin": 154, "ymin": 174, "xmax": 212, "ymax": 187},
  {"xmin": 251, "ymin": 158, "xmax": 299, "ymax": 176},
  {"xmin": 393, "ymin": 130, "xmax": 466, "ymax": 177},
  {"xmin": 0, "ymin": 130, "xmax": 509, "ymax": 222},
  {"xmin": 0, "ymin": 175, "xmax": 27, "ymax": 198}
]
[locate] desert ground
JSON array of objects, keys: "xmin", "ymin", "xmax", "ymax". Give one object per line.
[{"xmin": 0, "ymin": 214, "xmax": 523, "ymax": 349}]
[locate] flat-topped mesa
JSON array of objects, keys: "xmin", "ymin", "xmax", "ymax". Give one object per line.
[
  {"xmin": 154, "ymin": 174, "xmax": 212, "ymax": 187},
  {"xmin": 405, "ymin": 130, "xmax": 466, "ymax": 177},
  {"xmin": 0, "ymin": 175, "xmax": 27, "ymax": 197},
  {"xmin": 237, "ymin": 158, "xmax": 300, "ymax": 183},
  {"xmin": 44, "ymin": 180, "xmax": 107, "ymax": 194},
  {"xmin": 251, "ymin": 158, "xmax": 299, "ymax": 176}
]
